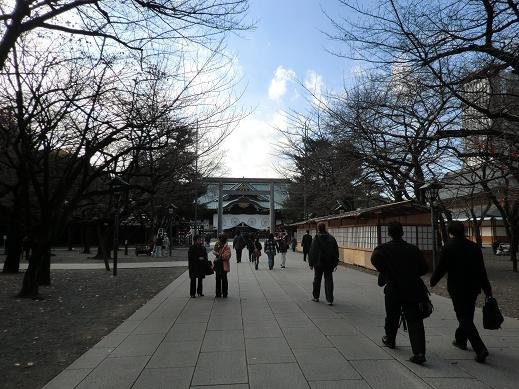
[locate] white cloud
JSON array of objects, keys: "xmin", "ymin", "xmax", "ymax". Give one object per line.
[
  {"xmin": 268, "ymin": 66, "xmax": 296, "ymax": 101},
  {"xmin": 304, "ymin": 70, "xmax": 325, "ymax": 106},
  {"xmin": 221, "ymin": 110, "xmax": 287, "ymax": 177}
]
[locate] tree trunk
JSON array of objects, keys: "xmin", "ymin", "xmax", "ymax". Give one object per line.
[
  {"xmin": 511, "ymin": 223, "xmax": 519, "ymax": 273},
  {"xmin": 18, "ymin": 238, "xmax": 48, "ymax": 298},
  {"xmin": 92, "ymin": 223, "xmax": 110, "ymax": 271},
  {"xmin": 473, "ymin": 217, "xmax": 483, "ymax": 248},
  {"xmin": 2, "ymin": 227, "xmax": 21, "ymax": 273}
]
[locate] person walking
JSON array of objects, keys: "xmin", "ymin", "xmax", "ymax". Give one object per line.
[
  {"xmin": 233, "ymin": 230, "xmax": 246, "ymax": 263},
  {"xmin": 213, "ymin": 234, "xmax": 231, "ymax": 298},
  {"xmin": 264, "ymin": 233, "xmax": 277, "ymax": 270},
  {"xmin": 430, "ymin": 221, "xmax": 492, "ymax": 363},
  {"xmin": 277, "ymin": 231, "xmax": 289, "ymax": 268},
  {"xmin": 302, "ymin": 230, "xmax": 312, "ymax": 262},
  {"xmin": 309, "ymin": 223, "xmax": 339, "ymax": 306},
  {"xmin": 246, "ymin": 234, "xmax": 255, "ymax": 262},
  {"xmin": 152, "ymin": 234, "xmax": 163, "ymax": 257},
  {"xmin": 188, "ymin": 235, "xmax": 207, "ymax": 297},
  {"xmin": 253, "ymin": 236, "xmax": 262, "ymax": 270},
  {"xmin": 370, "ymin": 221, "xmax": 429, "ymax": 365},
  {"xmin": 204, "ymin": 235, "xmax": 212, "ymax": 254},
  {"xmin": 290, "ymin": 236, "xmax": 297, "ymax": 252}
]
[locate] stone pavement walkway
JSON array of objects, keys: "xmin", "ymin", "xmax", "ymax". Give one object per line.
[{"xmin": 43, "ymin": 250, "xmax": 519, "ymax": 389}]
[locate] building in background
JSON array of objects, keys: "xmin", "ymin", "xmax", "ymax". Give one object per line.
[{"xmin": 196, "ymin": 178, "xmax": 289, "ymax": 236}]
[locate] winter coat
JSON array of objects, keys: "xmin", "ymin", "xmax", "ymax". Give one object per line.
[
  {"xmin": 276, "ymin": 236, "xmax": 289, "ymax": 253},
  {"xmin": 302, "ymin": 233, "xmax": 313, "ymax": 252},
  {"xmin": 430, "ymin": 237, "xmax": 491, "ymax": 299},
  {"xmin": 233, "ymin": 235, "xmax": 246, "ymax": 251},
  {"xmin": 264, "ymin": 239, "xmax": 277, "ymax": 256},
  {"xmin": 309, "ymin": 232, "xmax": 339, "ymax": 269},
  {"xmin": 213, "ymin": 241, "xmax": 231, "ymax": 273},
  {"xmin": 371, "ymin": 239, "xmax": 428, "ymax": 304},
  {"xmin": 188, "ymin": 243, "xmax": 208, "ymax": 279}
]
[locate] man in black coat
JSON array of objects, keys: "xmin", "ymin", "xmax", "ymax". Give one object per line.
[
  {"xmin": 430, "ymin": 221, "xmax": 492, "ymax": 363},
  {"xmin": 302, "ymin": 230, "xmax": 313, "ymax": 262},
  {"xmin": 232, "ymin": 230, "xmax": 246, "ymax": 263},
  {"xmin": 371, "ymin": 221, "xmax": 429, "ymax": 365},
  {"xmin": 188, "ymin": 235, "xmax": 207, "ymax": 297},
  {"xmin": 309, "ymin": 223, "xmax": 339, "ymax": 305}
]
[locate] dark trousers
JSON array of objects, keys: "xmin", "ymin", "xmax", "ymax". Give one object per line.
[
  {"xmin": 215, "ymin": 270, "xmax": 228, "ymax": 297},
  {"xmin": 313, "ymin": 266, "xmax": 334, "ymax": 302},
  {"xmin": 236, "ymin": 249, "xmax": 243, "ymax": 263},
  {"xmin": 303, "ymin": 249, "xmax": 309, "ymax": 262},
  {"xmin": 452, "ymin": 295, "xmax": 486, "ymax": 354},
  {"xmin": 248, "ymin": 249, "xmax": 254, "ymax": 262},
  {"xmin": 190, "ymin": 277, "xmax": 203, "ymax": 296},
  {"xmin": 384, "ymin": 290, "xmax": 426, "ymax": 356}
]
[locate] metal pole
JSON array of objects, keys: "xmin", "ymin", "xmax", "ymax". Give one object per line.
[
  {"xmin": 169, "ymin": 216, "xmax": 173, "ymax": 256},
  {"xmin": 270, "ymin": 182, "xmax": 275, "ymax": 233},
  {"xmin": 113, "ymin": 197, "xmax": 119, "ymax": 276},
  {"xmin": 218, "ymin": 181, "xmax": 223, "ymax": 235},
  {"xmin": 431, "ymin": 204, "xmax": 437, "ymax": 271}
]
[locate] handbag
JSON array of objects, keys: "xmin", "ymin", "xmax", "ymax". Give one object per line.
[
  {"xmin": 418, "ymin": 279, "xmax": 434, "ymax": 319},
  {"xmin": 483, "ymin": 296, "xmax": 504, "ymax": 330},
  {"xmin": 204, "ymin": 260, "xmax": 214, "ymax": 276}
]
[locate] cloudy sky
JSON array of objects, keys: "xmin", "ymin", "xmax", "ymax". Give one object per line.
[{"xmin": 220, "ymin": 0, "xmax": 359, "ymax": 178}]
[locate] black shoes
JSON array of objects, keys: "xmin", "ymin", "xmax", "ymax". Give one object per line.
[
  {"xmin": 409, "ymin": 354, "xmax": 426, "ymax": 365},
  {"xmin": 382, "ymin": 336, "xmax": 396, "ymax": 349},
  {"xmin": 312, "ymin": 297, "xmax": 319, "ymax": 302},
  {"xmin": 475, "ymin": 349, "xmax": 489, "ymax": 363},
  {"xmin": 452, "ymin": 340, "xmax": 467, "ymax": 351},
  {"xmin": 197, "ymin": 293, "xmax": 204, "ymax": 297},
  {"xmin": 190, "ymin": 295, "xmax": 196, "ymax": 298}
]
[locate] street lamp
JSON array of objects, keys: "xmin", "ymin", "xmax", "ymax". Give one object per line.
[
  {"xmin": 420, "ymin": 179, "xmax": 444, "ymax": 271},
  {"xmin": 110, "ymin": 176, "xmax": 129, "ymax": 276},
  {"xmin": 168, "ymin": 203, "xmax": 176, "ymax": 256}
]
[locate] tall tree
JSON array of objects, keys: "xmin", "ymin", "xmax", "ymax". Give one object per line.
[{"xmin": 0, "ymin": 0, "xmax": 250, "ymax": 69}]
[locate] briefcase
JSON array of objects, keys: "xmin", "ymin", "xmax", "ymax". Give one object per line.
[{"xmin": 483, "ymin": 296, "xmax": 504, "ymax": 330}]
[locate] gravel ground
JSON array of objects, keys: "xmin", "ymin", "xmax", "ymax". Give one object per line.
[
  {"xmin": 46, "ymin": 247, "xmax": 188, "ymax": 264},
  {"xmin": 0, "ymin": 264, "xmax": 186, "ymax": 389},
  {"xmin": 345, "ymin": 247, "xmax": 519, "ymax": 319}
]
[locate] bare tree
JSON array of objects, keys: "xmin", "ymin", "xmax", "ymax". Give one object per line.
[
  {"xmin": 0, "ymin": 0, "xmax": 251, "ymax": 70},
  {"xmin": 0, "ymin": 34, "xmax": 244, "ymax": 295}
]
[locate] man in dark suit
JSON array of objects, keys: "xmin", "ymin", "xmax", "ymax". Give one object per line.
[
  {"xmin": 430, "ymin": 221, "xmax": 492, "ymax": 363},
  {"xmin": 302, "ymin": 230, "xmax": 313, "ymax": 262},
  {"xmin": 309, "ymin": 223, "xmax": 339, "ymax": 305},
  {"xmin": 371, "ymin": 221, "xmax": 429, "ymax": 365}
]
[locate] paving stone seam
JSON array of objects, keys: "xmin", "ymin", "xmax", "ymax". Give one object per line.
[
  {"xmin": 249, "ymin": 260, "xmax": 313, "ymax": 387},
  {"xmin": 187, "ymin": 274, "xmax": 217, "ymax": 388},
  {"xmin": 265, "ymin": 264, "xmax": 373, "ymax": 386},
  {"xmin": 268, "ymin": 264, "xmax": 441, "ymax": 388},
  {"xmin": 68, "ymin": 272, "xmax": 190, "ymax": 389},
  {"xmin": 127, "ymin": 273, "xmax": 192, "ymax": 388}
]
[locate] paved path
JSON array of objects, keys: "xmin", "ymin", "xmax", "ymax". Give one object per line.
[{"xmin": 44, "ymin": 250, "xmax": 519, "ymax": 389}]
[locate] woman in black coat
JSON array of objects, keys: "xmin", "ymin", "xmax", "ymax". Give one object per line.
[{"xmin": 188, "ymin": 235, "xmax": 207, "ymax": 297}]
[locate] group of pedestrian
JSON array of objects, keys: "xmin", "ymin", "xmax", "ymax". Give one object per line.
[
  {"xmin": 371, "ymin": 220, "xmax": 492, "ymax": 365},
  {"xmin": 230, "ymin": 230, "xmax": 291, "ymax": 270},
  {"xmin": 187, "ymin": 220, "xmax": 493, "ymax": 367},
  {"xmin": 188, "ymin": 234, "xmax": 231, "ymax": 298}
]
